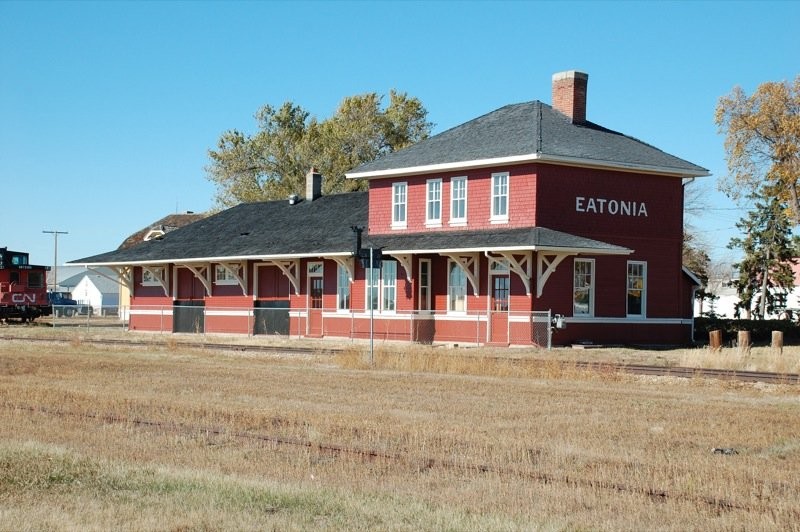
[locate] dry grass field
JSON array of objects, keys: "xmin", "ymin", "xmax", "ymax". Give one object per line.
[{"xmin": 1, "ymin": 328, "xmax": 799, "ymax": 530}]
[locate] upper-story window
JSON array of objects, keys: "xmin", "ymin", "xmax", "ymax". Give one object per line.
[
  {"xmin": 450, "ymin": 176, "xmax": 467, "ymax": 225},
  {"xmin": 426, "ymin": 179, "xmax": 442, "ymax": 226},
  {"xmin": 392, "ymin": 182, "xmax": 407, "ymax": 229},
  {"xmin": 491, "ymin": 172, "xmax": 509, "ymax": 222}
]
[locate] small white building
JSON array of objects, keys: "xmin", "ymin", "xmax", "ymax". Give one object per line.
[
  {"xmin": 60, "ymin": 270, "xmax": 120, "ymax": 316},
  {"xmin": 697, "ymin": 263, "xmax": 800, "ymax": 320}
]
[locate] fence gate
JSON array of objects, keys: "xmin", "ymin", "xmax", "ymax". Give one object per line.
[
  {"xmin": 173, "ymin": 301, "xmax": 205, "ymax": 333},
  {"xmin": 532, "ymin": 310, "xmax": 552, "ymax": 349},
  {"xmin": 253, "ymin": 301, "xmax": 290, "ymax": 336}
]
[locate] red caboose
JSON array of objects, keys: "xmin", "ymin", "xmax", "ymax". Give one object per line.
[{"xmin": 0, "ymin": 247, "xmax": 52, "ymax": 321}]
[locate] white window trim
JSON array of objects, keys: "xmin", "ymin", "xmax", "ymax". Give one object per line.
[
  {"xmin": 447, "ymin": 259, "xmax": 468, "ymax": 314},
  {"xmin": 425, "ymin": 178, "xmax": 442, "ymax": 227},
  {"xmin": 490, "ymin": 171, "xmax": 509, "ymax": 223},
  {"xmin": 391, "ymin": 182, "xmax": 408, "ymax": 229},
  {"xmin": 214, "ymin": 264, "xmax": 240, "ymax": 285},
  {"xmin": 449, "ymin": 176, "xmax": 468, "ymax": 226},
  {"xmin": 573, "ymin": 258, "xmax": 595, "ymax": 317},
  {"xmin": 626, "ymin": 261, "xmax": 647, "ymax": 318}
]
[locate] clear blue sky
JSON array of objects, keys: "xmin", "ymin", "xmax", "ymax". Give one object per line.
[{"xmin": 1, "ymin": 1, "xmax": 797, "ymax": 267}]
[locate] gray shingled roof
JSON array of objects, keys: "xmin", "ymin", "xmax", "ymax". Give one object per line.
[
  {"xmin": 72, "ymin": 192, "xmax": 627, "ymax": 266},
  {"xmin": 72, "ymin": 192, "xmax": 369, "ymax": 265},
  {"xmin": 367, "ymin": 226, "xmax": 629, "ymax": 255},
  {"xmin": 348, "ymin": 101, "xmax": 708, "ymax": 177},
  {"xmin": 60, "ymin": 270, "xmax": 120, "ymax": 293}
]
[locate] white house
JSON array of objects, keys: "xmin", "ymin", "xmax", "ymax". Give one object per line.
[
  {"xmin": 697, "ymin": 263, "xmax": 800, "ymax": 320},
  {"xmin": 60, "ymin": 270, "xmax": 120, "ymax": 316}
]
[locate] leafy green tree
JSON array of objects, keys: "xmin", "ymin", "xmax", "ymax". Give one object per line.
[
  {"xmin": 716, "ymin": 76, "xmax": 800, "ymax": 222},
  {"xmin": 727, "ymin": 194, "xmax": 796, "ymax": 319},
  {"xmin": 207, "ymin": 91, "xmax": 432, "ymax": 207}
]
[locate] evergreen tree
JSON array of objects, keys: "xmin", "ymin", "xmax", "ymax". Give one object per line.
[{"xmin": 727, "ymin": 194, "xmax": 797, "ymax": 318}]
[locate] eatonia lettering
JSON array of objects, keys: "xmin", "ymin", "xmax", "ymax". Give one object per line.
[{"xmin": 575, "ymin": 197, "xmax": 648, "ymax": 217}]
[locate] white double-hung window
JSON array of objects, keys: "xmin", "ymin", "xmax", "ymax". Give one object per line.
[
  {"xmin": 392, "ymin": 182, "xmax": 407, "ymax": 229},
  {"xmin": 450, "ymin": 176, "xmax": 467, "ymax": 225},
  {"xmin": 448, "ymin": 261, "xmax": 467, "ymax": 313},
  {"xmin": 426, "ymin": 179, "xmax": 442, "ymax": 226},
  {"xmin": 337, "ymin": 264, "xmax": 351, "ymax": 311},
  {"xmin": 490, "ymin": 172, "xmax": 509, "ymax": 222},
  {"xmin": 627, "ymin": 261, "xmax": 646, "ymax": 317},
  {"xmin": 366, "ymin": 260, "xmax": 397, "ymax": 312},
  {"xmin": 573, "ymin": 259, "xmax": 594, "ymax": 316}
]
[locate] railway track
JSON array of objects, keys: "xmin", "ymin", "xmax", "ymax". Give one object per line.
[
  {"xmin": 4, "ymin": 400, "xmax": 796, "ymax": 518},
  {"xmin": 1, "ymin": 333, "xmax": 798, "ymax": 385}
]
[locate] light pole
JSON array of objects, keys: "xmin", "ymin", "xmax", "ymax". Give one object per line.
[{"xmin": 42, "ymin": 230, "xmax": 68, "ymax": 292}]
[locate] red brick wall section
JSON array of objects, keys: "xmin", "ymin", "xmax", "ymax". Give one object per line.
[{"xmin": 552, "ymin": 71, "xmax": 588, "ymax": 123}]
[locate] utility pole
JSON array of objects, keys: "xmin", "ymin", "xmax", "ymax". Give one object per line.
[{"xmin": 42, "ymin": 230, "xmax": 68, "ymax": 292}]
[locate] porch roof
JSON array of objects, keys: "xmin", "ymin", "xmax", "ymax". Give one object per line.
[
  {"xmin": 71, "ymin": 191, "xmax": 629, "ymax": 268},
  {"xmin": 369, "ymin": 226, "xmax": 631, "ymax": 256}
]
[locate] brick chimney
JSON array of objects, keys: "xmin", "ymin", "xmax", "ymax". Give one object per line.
[
  {"xmin": 305, "ymin": 167, "xmax": 322, "ymax": 201},
  {"xmin": 552, "ymin": 70, "xmax": 588, "ymax": 123}
]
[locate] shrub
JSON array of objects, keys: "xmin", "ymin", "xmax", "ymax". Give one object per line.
[{"xmin": 694, "ymin": 317, "xmax": 800, "ymax": 345}]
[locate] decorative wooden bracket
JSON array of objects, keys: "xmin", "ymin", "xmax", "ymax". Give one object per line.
[
  {"xmin": 267, "ymin": 259, "xmax": 300, "ymax": 295},
  {"xmin": 536, "ymin": 252, "xmax": 570, "ymax": 298},
  {"xmin": 178, "ymin": 263, "xmax": 212, "ymax": 295},
  {"xmin": 329, "ymin": 256, "xmax": 355, "ymax": 283},
  {"xmin": 218, "ymin": 262, "xmax": 247, "ymax": 295},
  {"xmin": 486, "ymin": 251, "xmax": 533, "ymax": 296},
  {"xmin": 440, "ymin": 252, "xmax": 480, "ymax": 297},
  {"xmin": 95, "ymin": 266, "xmax": 133, "ymax": 293},
  {"xmin": 389, "ymin": 253, "xmax": 413, "ymax": 282}
]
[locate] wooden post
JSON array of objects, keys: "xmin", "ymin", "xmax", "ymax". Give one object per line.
[
  {"xmin": 772, "ymin": 330, "xmax": 784, "ymax": 355},
  {"xmin": 737, "ymin": 330, "xmax": 751, "ymax": 353},
  {"xmin": 709, "ymin": 330, "xmax": 722, "ymax": 351}
]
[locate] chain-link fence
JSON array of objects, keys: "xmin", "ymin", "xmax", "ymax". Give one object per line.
[
  {"xmin": 44, "ymin": 304, "xmax": 553, "ymax": 348},
  {"xmin": 46, "ymin": 305, "xmax": 129, "ymax": 330}
]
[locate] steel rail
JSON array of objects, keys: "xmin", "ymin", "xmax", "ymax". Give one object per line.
[
  {"xmin": 1, "ymin": 334, "xmax": 798, "ymax": 385},
  {"xmin": 5, "ymin": 400, "xmax": 797, "ymax": 518}
]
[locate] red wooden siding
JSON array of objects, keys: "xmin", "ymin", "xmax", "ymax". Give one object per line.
[{"xmin": 368, "ymin": 165, "xmax": 538, "ymax": 235}]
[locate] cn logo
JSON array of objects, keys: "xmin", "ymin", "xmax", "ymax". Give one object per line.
[{"xmin": 11, "ymin": 293, "xmax": 36, "ymax": 304}]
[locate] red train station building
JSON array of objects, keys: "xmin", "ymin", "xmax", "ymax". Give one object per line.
[{"xmin": 75, "ymin": 71, "xmax": 708, "ymax": 346}]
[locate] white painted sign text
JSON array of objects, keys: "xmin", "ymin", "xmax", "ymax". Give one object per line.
[{"xmin": 575, "ymin": 197, "xmax": 648, "ymax": 217}]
